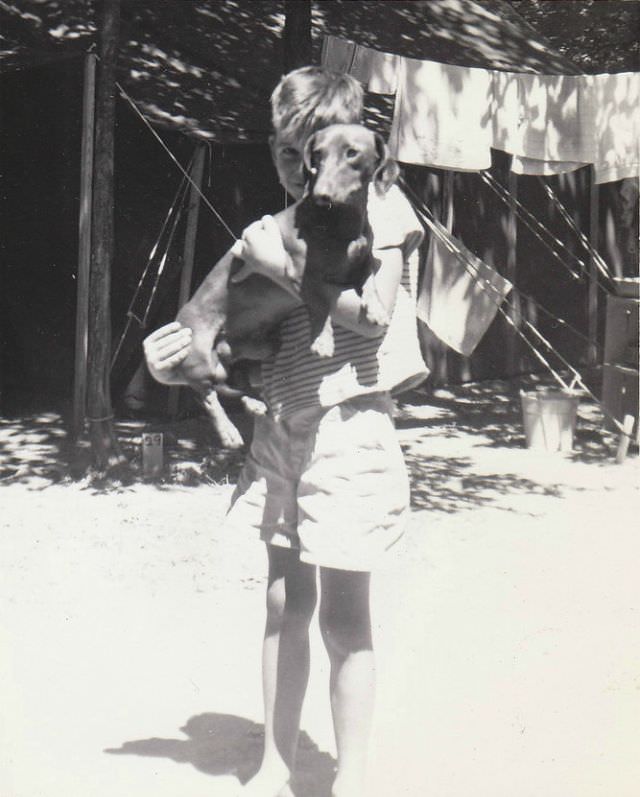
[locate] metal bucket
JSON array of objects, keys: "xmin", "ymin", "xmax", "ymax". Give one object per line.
[{"xmin": 520, "ymin": 388, "xmax": 580, "ymax": 453}]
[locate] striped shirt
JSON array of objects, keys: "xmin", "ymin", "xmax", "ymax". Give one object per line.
[{"xmin": 262, "ymin": 184, "xmax": 427, "ymax": 419}]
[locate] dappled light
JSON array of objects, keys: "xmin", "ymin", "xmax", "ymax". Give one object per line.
[{"xmin": 395, "ymin": 374, "xmax": 626, "ymax": 515}]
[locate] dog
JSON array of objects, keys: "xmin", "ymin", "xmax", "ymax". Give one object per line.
[{"xmin": 175, "ymin": 123, "xmax": 399, "ymax": 448}]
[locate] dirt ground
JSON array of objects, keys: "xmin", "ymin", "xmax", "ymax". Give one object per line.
[{"xmin": 1, "ymin": 379, "xmax": 639, "ymax": 797}]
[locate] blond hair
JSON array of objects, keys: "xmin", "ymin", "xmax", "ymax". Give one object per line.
[{"xmin": 270, "ymin": 66, "xmax": 364, "ymax": 141}]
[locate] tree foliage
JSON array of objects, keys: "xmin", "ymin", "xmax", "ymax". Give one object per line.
[{"xmin": 508, "ymin": 1, "xmax": 640, "ymax": 73}]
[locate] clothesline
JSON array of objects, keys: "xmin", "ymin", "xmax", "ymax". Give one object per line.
[{"xmin": 322, "ymin": 35, "xmax": 640, "ymax": 184}]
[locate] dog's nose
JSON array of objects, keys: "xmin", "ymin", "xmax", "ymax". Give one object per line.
[{"xmin": 313, "ymin": 192, "xmax": 332, "ymax": 208}]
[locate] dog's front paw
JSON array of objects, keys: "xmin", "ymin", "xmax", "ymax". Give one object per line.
[
  {"xmin": 214, "ymin": 417, "xmax": 245, "ymax": 449},
  {"xmin": 241, "ymin": 396, "xmax": 267, "ymax": 416},
  {"xmin": 310, "ymin": 331, "xmax": 335, "ymax": 358},
  {"xmin": 363, "ymin": 297, "xmax": 390, "ymax": 327}
]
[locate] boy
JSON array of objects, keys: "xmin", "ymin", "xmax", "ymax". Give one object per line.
[{"xmin": 144, "ymin": 67, "xmax": 425, "ymax": 797}]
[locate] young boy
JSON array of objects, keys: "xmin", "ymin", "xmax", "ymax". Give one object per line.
[{"xmin": 144, "ymin": 67, "xmax": 425, "ymax": 797}]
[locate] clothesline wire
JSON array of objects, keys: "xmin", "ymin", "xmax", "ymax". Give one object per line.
[
  {"xmin": 110, "ymin": 165, "xmax": 191, "ymax": 370},
  {"xmin": 401, "ymin": 179, "xmax": 628, "ymax": 435}
]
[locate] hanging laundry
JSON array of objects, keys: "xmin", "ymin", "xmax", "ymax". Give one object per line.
[
  {"xmin": 321, "ymin": 35, "xmax": 400, "ymax": 94},
  {"xmin": 590, "ymin": 71, "xmax": 640, "ymax": 184},
  {"xmin": 491, "ymin": 70, "xmax": 519, "ymax": 152},
  {"xmin": 416, "ymin": 219, "xmax": 512, "ymax": 357},
  {"xmin": 492, "ymin": 72, "xmax": 596, "ymax": 163},
  {"xmin": 388, "ymin": 57, "xmax": 493, "ymax": 171}
]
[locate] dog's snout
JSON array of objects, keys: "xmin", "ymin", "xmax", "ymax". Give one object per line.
[{"xmin": 312, "ymin": 191, "xmax": 333, "ymax": 208}]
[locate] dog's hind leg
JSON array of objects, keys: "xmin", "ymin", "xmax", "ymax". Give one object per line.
[{"xmin": 201, "ymin": 389, "xmax": 245, "ymax": 449}]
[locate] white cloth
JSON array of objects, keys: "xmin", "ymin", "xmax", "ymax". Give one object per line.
[
  {"xmin": 510, "ymin": 155, "xmax": 588, "ymax": 176},
  {"xmin": 388, "ymin": 56, "xmax": 493, "ymax": 171},
  {"xmin": 321, "ymin": 35, "xmax": 399, "ymax": 94},
  {"xmin": 590, "ymin": 71, "xmax": 640, "ymax": 184},
  {"xmin": 417, "ymin": 219, "xmax": 512, "ymax": 357}
]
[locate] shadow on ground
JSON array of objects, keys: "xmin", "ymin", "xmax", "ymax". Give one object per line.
[
  {"xmin": 395, "ymin": 374, "xmax": 626, "ymax": 514},
  {"xmin": 105, "ymin": 712, "xmax": 335, "ymax": 797},
  {"xmin": 0, "ymin": 375, "xmax": 629, "ymax": 506}
]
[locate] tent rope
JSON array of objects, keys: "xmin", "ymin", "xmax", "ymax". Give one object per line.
[
  {"xmin": 399, "ymin": 177, "xmax": 599, "ymax": 350},
  {"xmin": 480, "ymin": 170, "xmax": 586, "ymax": 282},
  {"xmin": 538, "ymin": 177, "xmax": 613, "ymax": 280},
  {"xmin": 110, "ymin": 166, "xmax": 190, "ymax": 370},
  {"xmin": 115, "ymin": 80, "xmax": 238, "ymax": 243},
  {"xmin": 401, "ymin": 179, "xmax": 630, "ymax": 436}
]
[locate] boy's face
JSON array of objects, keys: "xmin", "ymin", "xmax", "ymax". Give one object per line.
[{"xmin": 270, "ymin": 133, "xmax": 306, "ymax": 201}]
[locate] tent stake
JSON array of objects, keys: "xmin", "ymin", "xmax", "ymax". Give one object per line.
[
  {"xmin": 168, "ymin": 143, "xmax": 206, "ymax": 417},
  {"xmin": 72, "ymin": 52, "xmax": 97, "ymax": 441}
]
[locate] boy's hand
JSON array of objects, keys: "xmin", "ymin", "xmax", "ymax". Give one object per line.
[
  {"xmin": 143, "ymin": 322, "xmax": 192, "ymax": 384},
  {"xmin": 230, "ymin": 215, "xmax": 290, "ymax": 284}
]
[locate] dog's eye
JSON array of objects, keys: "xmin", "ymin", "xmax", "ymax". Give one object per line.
[{"xmin": 346, "ymin": 148, "xmax": 359, "ymax": 159}]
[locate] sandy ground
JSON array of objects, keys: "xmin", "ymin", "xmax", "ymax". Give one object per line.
[{"xmin": 1, "ymin": 381, "xmax": 639, "ymax": 797}]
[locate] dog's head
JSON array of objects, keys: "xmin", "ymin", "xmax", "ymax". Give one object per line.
[{"xmin": 302, "ymin": 124, "xmax": 398, "ymax": 210}]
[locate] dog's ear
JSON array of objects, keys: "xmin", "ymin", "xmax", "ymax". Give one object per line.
[
  {"xmin": 302, "ymin": 133, "xmax": 318, "ymax": 190},
  {"xmin": 373, "ymin": 133, "xmax": 399, "ymax": 195}
]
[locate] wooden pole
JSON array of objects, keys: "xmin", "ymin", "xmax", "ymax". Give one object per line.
[
  {"xmin": 588, "ymin": 171, "xmax": 600, "ymax": 365},
  {"xmin": 72, "ymin": 52, "xmax": 97, "ymax": 441},
  {"xmin": 506, "ymin": 170, "xmax": 520, "ymax": 375},
  {"xmin": 168, "ymin": 143, "xmax": 206, "ymax": 417},
  {"xmin": 284, "ymin": 0, "xmax": 312, "ymax": 72},
  {"xmin": 87, "ymin": 0, "xmax": 125, "ymax": 472}
]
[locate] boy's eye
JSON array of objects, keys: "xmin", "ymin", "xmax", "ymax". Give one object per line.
[{"xmin": 281, "ymin": 147, "xmax": 300, "ymax": 158}]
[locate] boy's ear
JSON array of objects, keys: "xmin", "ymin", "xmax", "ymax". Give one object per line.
[{"xmin": 373, "ymin": 133, "xmax": 399, "ymax": 195}]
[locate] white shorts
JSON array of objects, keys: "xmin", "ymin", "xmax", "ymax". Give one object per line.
[{"xmin": 225, "ymin": 392, "xmax": 410, "ymax": 571}]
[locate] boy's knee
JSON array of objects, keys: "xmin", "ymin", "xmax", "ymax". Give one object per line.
[
  {"xmin": 319, "ymin": 601, "xmax": 372, "ymax": 659},
  {"xmin": 265, "ymin": 570, "xmax": 317, "ymax": 633}
]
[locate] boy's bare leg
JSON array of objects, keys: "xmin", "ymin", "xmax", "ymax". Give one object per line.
[
  {"xmin": 319, "ymin": 568, "xmax": 374, "ymax": 797},
  {"xmin": 240, "ymin": 546, "xmax": 317, "ymax": 796}
]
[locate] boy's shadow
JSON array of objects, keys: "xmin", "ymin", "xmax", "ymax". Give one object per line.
[{"xmin": 105, "ymin": 712, "xmax": 335, "ymax": 796}]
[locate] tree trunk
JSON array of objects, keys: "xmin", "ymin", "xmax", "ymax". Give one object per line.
[
  {"xmin": 284, "ymin": 0, "xmax": 312, "ymax": 73},
  {"xmin": 88, "ymin": 0, "xmax": 126, "ymax": 473}
]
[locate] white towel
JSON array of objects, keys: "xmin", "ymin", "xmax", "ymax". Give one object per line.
[
  {"xmin": 590, "ymin": 72, "xmax": 640, "ymax": 184},
  {"xmin": 417, "ymin": 220, "xmax": 512, "ymax": 357},
  {"xmin": 510, "ymin": 155, "xmax": 588, "ymax": 176},
  {"xmin": 350, "ymin": 43, "xmax": 400, "ymax": 94},
  {"xmin": 389, "ymin": 57, "xmax": 493, "ymax": 171}
]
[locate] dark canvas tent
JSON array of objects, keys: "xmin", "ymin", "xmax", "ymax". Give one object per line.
[{"xmin": 1, "ymin": 0, "xmax": 637, "ymax": 416}]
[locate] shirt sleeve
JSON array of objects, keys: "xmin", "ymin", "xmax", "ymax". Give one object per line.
[{"xmin": 368, "ymin": 183, "xmax": 424, "ymax": 260}]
